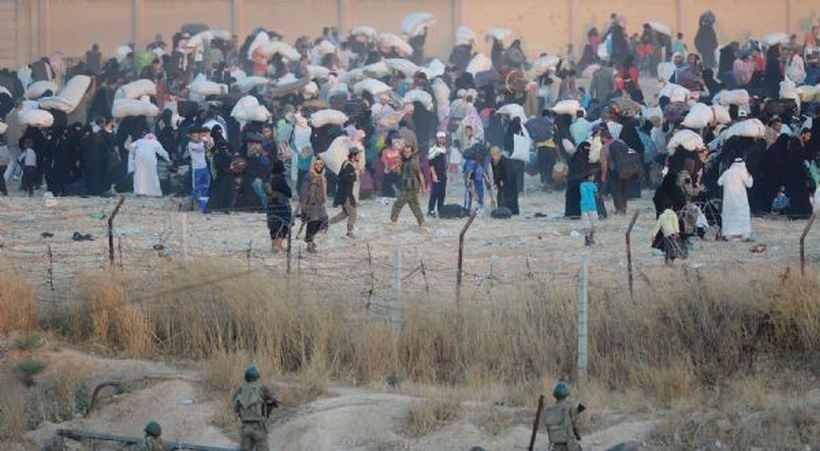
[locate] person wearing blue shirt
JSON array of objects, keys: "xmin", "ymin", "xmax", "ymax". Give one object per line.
[{"xmin": 579, "ymin": 172, "xmax": 599, "ymax": 246}]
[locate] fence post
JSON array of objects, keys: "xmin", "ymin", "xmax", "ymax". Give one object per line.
[
  {"xmin": 456, "ymin": 211, "xmax": 477, "ymax": 303},
  {"xmin": 576, "ymin": 258, "xmax": 589, "ymax": 384},
  {"xmin": 107, "ymin": 196, "xmax": 125, "ymax": 268},
  {"xmin": 179, "ymin": 212, "xmax": 189, "ymax": 267},
  {"xmin": 391, "ymin": 242, "xmax": 402, "ymax": 329},
  {"xmin": 800, "ymin": 213, "xmax": 816, "ymax": 276},
  {"xmin": 625, "ymin": 210, "xmax": 640, "ymax": 297}
]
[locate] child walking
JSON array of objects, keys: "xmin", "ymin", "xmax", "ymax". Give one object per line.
[
  {"xmin": 18, "ymin": 139, "xmax": 37, "ymax": 196},
  {"xmin": 579, "ymin": 172, "xmax": 598, "ymax": 246},
  {"xmin": 652, "ymin": 201, "xmax": 684, "ymax": 263}
]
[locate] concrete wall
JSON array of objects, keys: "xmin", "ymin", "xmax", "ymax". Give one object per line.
[{"xmin": 1, "ymin": 0, "xmax": 819, "ymax": 68}]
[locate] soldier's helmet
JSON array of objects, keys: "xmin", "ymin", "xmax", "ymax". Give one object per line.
[
  {"xmin": 244, "ymin": 364, "xmax": 260, "ymax": 382},
  {"xmin": 552, "ymin": 381, "xmax": 571, "ymax": 400},
  {"xmin": 144, "ymin": 421, "xmax": 162, "ymax": 437}
]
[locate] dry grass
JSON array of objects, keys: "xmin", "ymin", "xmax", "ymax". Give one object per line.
[
  {"xmin": 476, "ymin": 405, "xmax": 513, "ymax": 436},
  {"xmin": 0, "ymin": 274, "xmax": 37, "ymax": 334},
  {"xmin": 402, "ymin": 397, "xmax": 461, "ymax": 437},
  {"xmin": 21, "ymin": 260, "xmax": 820, "ymax": 441},
  {"xmin": 0, "ymin": 376, "xmax": 28, "ymax": 440}
]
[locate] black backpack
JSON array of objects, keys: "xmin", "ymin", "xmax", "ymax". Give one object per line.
[
  {"xmin": 439, "ymin": 204, "xmax": 468, "ymax": 219},
  {"xmin": 610, "ymin": 139, "xmax": 642, "ymax": 180},
  {"xmin": 490, "ymin": 207, "xmax": 512, "ymax": 219}
]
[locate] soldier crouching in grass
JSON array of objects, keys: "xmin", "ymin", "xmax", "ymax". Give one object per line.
[{"xmin": 233, "ymin": 364, "xmax": 279, "ymax": 451}]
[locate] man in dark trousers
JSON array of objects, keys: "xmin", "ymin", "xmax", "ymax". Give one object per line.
[
  {"xmin": 427, "ymin": 131, "xmax": 448, "ymax": 216},
  {"xmin": 330, "ymin": 146, "xmax": 361, "ymax": 238}
]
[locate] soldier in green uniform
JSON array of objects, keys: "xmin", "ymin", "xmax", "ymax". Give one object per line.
[
  {"xmin": 138, "ymin": 421, "xmax": 168, "ymax": 451},
  {"xmin": 388, "ymin": 144, "xmax": 428, "ymax": 232},
  {"xmin": 544, "ymin": 382, "xmax": 583, "ymax": 451},
  {"xmin": 233, "ymin": 364, "xmax": 278, "ymax": 451}
]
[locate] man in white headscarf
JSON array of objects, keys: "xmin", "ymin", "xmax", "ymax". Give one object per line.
[{"xmin": 129, "ymin": 133, "xmax": 170, "ymax": 197}]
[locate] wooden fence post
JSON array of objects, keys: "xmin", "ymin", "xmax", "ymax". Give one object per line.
[
  {"xmin": 625, "ymin": 210, "xmax": 640, "ymax": 297},
  {"xmin": 456, "ymin": 211, "xmax": 477, "ymax": 303},
  {"xmin": 107, "ymin": 197, "xmax": 125, "ymax": 268},
  {"xmin": 800, "ymin": 213, "xmax": 816, "ymax": 276}
]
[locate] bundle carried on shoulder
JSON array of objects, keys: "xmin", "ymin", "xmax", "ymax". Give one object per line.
[
  {"xmin": 385, "ymin": 58, "xmax": 420, "ymax": 77},
  {"xmin": 779, "ymin": 79, "xmax": 798, "ymax": 100},
  {"xmin": 647, "ymin": 21, "xmax": 672, "ymax": 36},
  {"xmin": 657, "ymin": 61, "xmax": 675, "ymax": 82},
  {"xmin": 666, "ymin": 129, "xmax": 704, "ymax": 152},
  {"xmin": 235, "ymin": 76, "xmax": 270, "ymax": 93},
  {"xmin": 116, "ymin": 79, "xmax": 157, "ymax": 100},
  {"xmin": 260, "ymin": 41, "xmax": 302, "ymax": 61},
  {"xmin": 403, "ymin": 89, "xmax": 434, "ymax": 111},
  {"xmin": 310, "ymin": 109, "xmax": 348, "ymax": 128},
  {"xmin": 497, "ymin": 103, "xmax": 527, "ymax": 122},
  {"xmin": 189, "ymin": 75, "xmax": 228, "ymax": 97},
  {"xmin": 711, "ymin": 104, "xmax": 731, "ymax": 124},
  {"xmin": 485, "ymin": 27, "xmax": 512, "ymax": 41},
  {"xmin": 25, "ymin": 80, "xmax": 59, "ymax": 99},
  {"xmin": 37, "ymin": 96, "xmax": 73, "ymax": 112},
  {"xmin": 712, "ymin": 89, "xmax": 750, "ymax": 106},
  {"xmin": 363, "ymin": 61, "xmax": 391, "ymax": 78},
  {"xmin": 797, "ymin": 84, "xmax": 820, "ymax": 102},
  {"xmin": 247, "ymin": 31, "xmax": 270, "ymax": 58},
  {"xmin": 551, "ymin": 99, "xmax": 582, "ymax": 115},
  {"xmin": 350, "ymin": 26, "xmax": 377, "ymax": 39},
  {"xmin": 18, "ymin": 108, "xmax": 54, "ymax": 128},
  {"xmin": 455, "ymin": 26, "xmax": 477, "ymax": 46},
  {"xmin": 681, "ymin": 103, "xmax": 714, "ymax": 129},
  {"xmin": 320, "ymin": 136, "xmax": 357, "ymax": 174},
  {"xmin": 722, "ymin": 118, "xmax": 766, "ymax": 139},
  {"xmin": 760, "ymin": 32, "xmax": 789, "ymax": 46},
  {"xmin": 432, "ymin": 78, "xmax": 450, "ymax": 121},
  {"xmin": 59, "ymin": 75, "xmax": 92, "ymax": 108},
  {"xmin": 112, "ymin": 98, "xmax": 160, "ymax": 118},
  {"xmin": 378, "ymin": 33, "xmax": 413, "ymax": 57},
  {"xmin": 307, "ymin": 65, "xmax": 332, "ymax": 80},
  {"xmin": 531, "ymin": 54, "xmax": 561, "ymax": 76},
  {"xmin": 658, "ymin": 83, "xmax": 690, "ymax": 103},
  {"xmin": 420, "ymin": 58, "xmax": 446, "ymax": 79},
  {"xmin": 353, "ymin": 78, "xmax": 391, "ymax": 96},
  {"xmin": 231, "ymin": 95, "xmax": 271, "ymax": 123},
  {"xmin": 114, "ymin": 45, "xmax": 133, "ymax": 63},
  {"xmin": 465, "ymin": 53, "xmax": 492, "ymax": 75},
  {"xmin": 401, "ymin": 12, "xmax": 435, "ymax": 37}
]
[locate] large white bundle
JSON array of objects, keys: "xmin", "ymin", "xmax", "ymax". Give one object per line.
[
  {"xmin": 385, "ymin": 58, "xmax": 420, "ymax": 77},
  {"xmin": 25, "ymin": 80, "xmax": 58, "ymax": 99},
  {"xmin": 189, "ymin": 75, "xmax": 228, "ymax": 96},
  {"xmin": 581, "ymin": 64, "xmax": 600, "ymax": 79},
  {"xmin": 230, "ymin": 95, "xmax": 271, "ymax": 122},
  {"xmin": 0, "ymin": 121, "xmax": 7, "ymax": 134},
  {"xmin": 647, "ymin": 21, "xmax": 671, "ymax": 36},
  {"xmin": 307, "ymin": 65, "xmax": 331, "ymax": 80},
  {"xmin": 497, "ymin": 103, "xmax": 527, "ymax": 122},
  {"xmin": 310, "ymin": 109, "xmax": 348, "ymax": 127},
  {"xmin": 779, "ymin": 79, "xmax": 798, "ymax": 100},
  {"xmin": 485, "ymin": 27, "xmax": 513, "ymax": 41},
  {"xmin": 401, "ymin": 12, "xmax": 435, "ymax": 37},
  {"xmin": 432, "ymin": 77, "xmax": 450, "ymax": 121},
  {"xmin": 510, "ymin": 129, "xmax": 531, "ymax": 162},
  {"xmin": 21, "ymin": 100, "xmax": 39, "ymax": 110},
  {"xmin": 58, "ymin": 75, "xmax": 92, "ymax": 110},
  {"xmin": 353, "ymin": 78, "xmax": 391, "ymax": 96},
  {"xmin": 328, "ymin": 82, "xmax": 349, "ymax": 97},
  {"xmin": 261, "ymin": 41, "xmax": 301, "ymax": 61},
  {"xmin": 363, "ymin": 61, "xmax": 392, "ymax": 78},
  {"xmin": 247, "ymin": 32, "xmax": 270, "ymax": 58},
  {"xmin": 17, "ymin": 65, "xmax": 32, "ymax": 90},
  {"xmin": 760, "ymin": 32, "xmax": 789, "ymax": 46},
  {"xmin": 276, "ymin": 73, "xmax": 298, "ymax": 86},
  {"xmin": 188, "ymin": 29, "xmax": 232, "ymax": 49},
  {"xmin": 0, "ymin": 86, "xmax": 10, "ymax": 97},
  {"xmin": 682, "ymin": 103, "xmax": 714, "ymax": 129},
  {"xmin": 112, "ymin": 98, "xmax": 160, "ymax": 118},
  {"xmin": 18, "ymin": 109, "xmax": 54, "ymax": 128},
  {"xmin": 420, "ymin": 58, "xmax": 446, "ymax": 79},
  {"xmin": 456, "ymin": 26, "xmax": 477, "ymax": 45},
  {"xmin": 667, "ymin": 129, "xmax": 704, "ymax": 151},
  {"xmin": 723, "ymin": 118, "xmax": 766, "ymax": 139},
  {"xmin": 404, "ymin": 89, "xmax": 433, "ymax": 111},
  {"xmin": 712, "ymin": 104, "xmax": 731, "ymax": 124},
  {"xmin": 321, "ymin": 136, "xmax": 357, "ymax": 174},
  {"xmin": 116, "ymin": 79, "xmax": 157, "ymax": 100},
  {"xmin": 531, "ymin": 54, "xmax": 561, "ymax": 75},
  {"xmin": 797, "ymin": 84, "xmax": 820, "ymax": 102},
  {"xmin": 659, "ymin": 83, "xmax": 690, "ymax": 103},
  {"xmin": 338, "ymin": 68, "xmax": 364, "ymax": 84},
  {"xmin": 37, "ymin": 96, "xmax": 73, "ymax": 112},
  {"xmin": 350, "ymin": 25, "xmax": 377, "ymax": 39},
  {"xmin": 551, "ymin": 99, "xmax": 582, "ymax": 115},
  {"xmin": 642, "ymin": 106, "xmax": 663, "ymax": 121},
  {"xmin": 303, "ymin": 81, "xmax": 319, "ymax": 98},
  {"xmin": 712, "ymin": 89, "xmax": 750, "ymax": 106},
  {"xmin": 114, "ymin": 45, "xmax": 133, "ymax": 62},
  {"xmin": 235, "ymin": 76, "xmax": 270, "ymax": 93},
  {"xmin": 316, "ymin": 40, "xmax": 336, "ymax": 56},
  {"xmin": 465, "ymin": 53, "xmax": 492, "ymax": 75},
  {"xmin": 597, "ymin": 42, "xmax": 609, "ymax": 60},
  {"xmin": 379, "ymin": 33, "xmax": 413, "ymax": 57},
  {"xmin": 657, "ymin": 61, "xmax": 675, "ymax": 81}
]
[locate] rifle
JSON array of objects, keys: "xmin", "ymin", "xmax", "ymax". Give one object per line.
[{"xmin": 527, "ymin": 395, "xmax": 545, "ymax": 451}]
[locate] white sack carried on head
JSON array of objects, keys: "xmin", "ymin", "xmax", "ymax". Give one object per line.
[{"xmin": 310, "ymin": 109, "xmax": 348, "ymax": 127}]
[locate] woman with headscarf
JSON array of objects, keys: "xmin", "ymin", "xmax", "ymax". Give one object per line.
[
  {"xmin": 299, "ymin": 156, "xmax": 328, "ymax": 254},
  {"xmin": 779, "ymin": 136, "xmax": 814, "ymax": 219},
  {"xmin": 267, "ymin": 160, "xmax": 292, "ymax": 253},
  {"xmin": 694, "ymin": 11, "xmax": 718, "ymax": 69},
  {"xmin": 490, "ymin": 146, "xmax": 519, "ymax": 215},
  {"xmin": 504, "ymin": 116, "xmax": 527, "ymax": 194},
  {"xmin": 764, "ymin": 44, "xmax": 784, "ymax": 100},
  {"xmin": 564, "ymin": 141, "xmax": 593, "ymax": 218},
  {"xmin": 204, "ymin": 125, "xmax": 236, "ymax": 213},
  {"xmin": 504, "ymin": 40, "xmax": 527, "ymax": 70}
]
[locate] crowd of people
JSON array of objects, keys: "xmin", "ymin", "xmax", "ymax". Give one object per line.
[{"xmin": 0, "ymin": 10, "xmax": 819, "ymax": 258}]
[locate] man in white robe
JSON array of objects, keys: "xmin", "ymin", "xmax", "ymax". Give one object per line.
[
  {"xmin": 129, "ymin": 134, "xmax": 170, "ymax": 197},
  {"xmin": 717, "ymin": 158, "xmax": 753, "ymax": 239}
]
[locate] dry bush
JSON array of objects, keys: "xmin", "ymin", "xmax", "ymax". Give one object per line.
[
  {"xmin": 0, "ymin": 273, "xmax": 37, "ymax": 334},
  {"xmin": 402, "ymin": 398, "xmax": 461, "ymax": 437},
  {"xmin": 476, "ymin": 406, "xmax": 513, "ymax": 435},
  {"xmin": 0, "ymin": 376, "xmax": 28, "ymax": 440}
]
